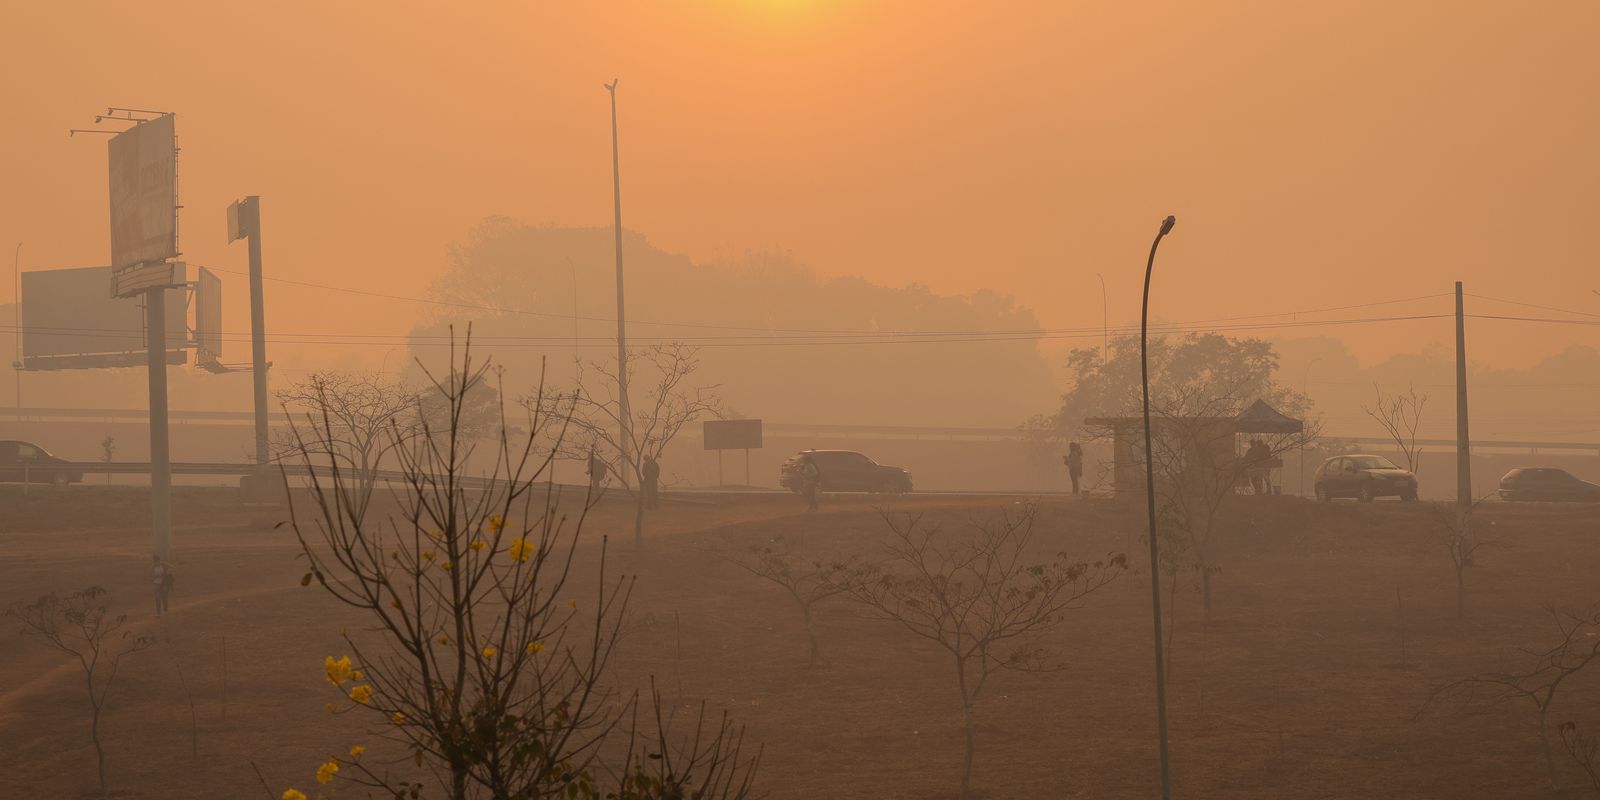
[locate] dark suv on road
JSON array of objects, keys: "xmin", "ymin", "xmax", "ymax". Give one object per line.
[
  {"xmin": 1313, "ymin": 454, "xmax": 1417, "ymax": 502},
  {"xmin": 0, "ymin": 440, "xmax": 83, "ymax": 487},
  {"xmin": 779, "ymin": 450, "xmax": 913, "ymax": 494},
  {"xmin": 1498, "ymin": 468, "xmax": 1600, "ymax": 503}
]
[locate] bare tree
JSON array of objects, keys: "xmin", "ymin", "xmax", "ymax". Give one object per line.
[
  {"xmin": 1363, "ymin": 383, "xmax": 1428, "ymax": 474},
  {"xmin": 275, "ymin": 371, "xmax": 421, "ymax": 509},
  {"xmin": 1426, "ymin": 603, "xmax": 1600, "ymax": 789},
  {"xmin": 1111, "ymin": 384, "xmax": 1319, "ymax": 620},
  {"xmin": 1559, "ymin": 721, "xmax": 1600, "ymax": 796},
  {"xmin": 730, "ymin": 538, "xmax": 855, "ymax": 667},
  {"xmin": 838, "ymin": 503, "xmax": 1126, "ymax": 799},
  {"xmin": 282, "ymin": 339, "xmax": 756, "ymax": 800},
  {"xmin": 530, "ymin": 343, "xmax": 721, "ymax": 545},
  {"xmin": 8, "ymin": 587, "xmax": 155, "ymax": 795},
  {"xmin": 1425, "ymin": 499, "xmax": 1490, "ymax": 618}
]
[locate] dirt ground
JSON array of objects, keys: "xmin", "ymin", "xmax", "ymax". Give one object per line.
[{"xmin": 2, "ymin": 484, "xmax": 1599, "ymax": 799}]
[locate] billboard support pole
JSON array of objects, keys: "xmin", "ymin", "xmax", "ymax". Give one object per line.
[
  {"xmin": 145, "ymin": 287, "xmax": 173, "ymax": 558},
  {"xmin": 245, "ymin": 198, "xmax": 268, "ymax": 466}
]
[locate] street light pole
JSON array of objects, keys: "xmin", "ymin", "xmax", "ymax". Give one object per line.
[
  {"xmin": 1300, "ymin": 357, "xmax": 1322, "ymax": 496},
  {"xmin": 1096, "ymin": 271, "xmax": 1109, "ymax": 364},
  {"xmin": 1140, "ymin": 214, "xmax": 1177, "ymax": 800},
  {"xmin": 12, "ymin": 242, "xmax": 20, "ymax": 418},
  {"xmin": 605, "ymin": 79, "xmax": 633, "ymax": 487}
]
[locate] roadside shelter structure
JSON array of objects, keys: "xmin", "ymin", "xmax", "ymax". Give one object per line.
[{"xmin": 1085, "ymin": 399, "xmax": 1304, "ymax": 497}]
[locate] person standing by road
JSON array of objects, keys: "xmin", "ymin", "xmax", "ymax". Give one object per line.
[
  {"xmin": 800, "ymin": 453, "xmax": 820, "ymax": 512},
  {"xmin": 1064, "ymin": 442, "xmax": 1085, "ymax": 496},
  {"xmin": 642, "ymin": 454, "xmax": 661, "ymax": 509},
  {"xmin": 152, "ymin": 554, "xmax": 175, "ymax": 618}
]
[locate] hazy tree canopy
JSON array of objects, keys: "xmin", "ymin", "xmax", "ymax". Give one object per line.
[
  {"xmin": 1032, "ymin": 333, "xmax": 1308, "ymax": 441},
  {"xmin": 409, "ymin": 220, "xmax": 1057, "ymax": 427}
]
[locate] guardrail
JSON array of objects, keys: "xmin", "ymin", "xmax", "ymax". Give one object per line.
[{"xmin": 7, "ymin": 406, "xmax": 1599, "ymax": 454}]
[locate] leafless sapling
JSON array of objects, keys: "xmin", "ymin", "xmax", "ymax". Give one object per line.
[
  {"xmin": 528, "ymin": 343, "xmax": 721, "ymax": 545},
  {"xmin": 7, "ymin": 587, "xmax": 154, "ymax": 795},
  {"xmin": 839, "ymin": 502, "xmax": 1126, "ymax": 800},
  {"xmin": 1425, "ymin": 499, "xmax": 1490, "ymax": 618},
  {"xmin": 1362, "ymin": 383, "xmax": 1428, "ymax": 475},
  {"xmin": 1559, "ymin": 721, "xmax": 1600, "ymax": 796},
  {"xmin": 275, "ymin": 370, "xmax": 422, "ymax": 512},
  {"xmin": 283, "ymin": 338, "xmax": 756, "ymax": 800},
  {"xmin": 730, "ymin": 537, "xmax": 854, "ymax": 666},
  {"xmin": 1426, "ymin": 602, "xmax": 1600, "ymax": 788}
]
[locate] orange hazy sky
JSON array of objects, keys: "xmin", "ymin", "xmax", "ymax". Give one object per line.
[{"xmin": 2, "ymin": 0, "xmax": 1597, "ymax": 373}]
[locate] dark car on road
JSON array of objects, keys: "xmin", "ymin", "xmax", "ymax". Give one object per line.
[
  {"xmin": 1313, "ymin": 454, "xmax": 1417, "ymax": 502},
  {"xmin": 0, "ymin": 440, "xmax": 83, "ymax": 486},
  {"xmin": 1498, "ymin": 468, "xmax": 1600, "ymax": 503},
  {"xmin": 779, "ymin": 449, "xmax": 913, "ymax": 494}
]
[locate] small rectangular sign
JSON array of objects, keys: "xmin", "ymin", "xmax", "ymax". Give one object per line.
[
  {"xmin": 703, "ymin": 419, "xmax": 763, "ymax": 451},
  {"xmin": 112, "ymin": 261, "xmax": 187, "ymax": 298}
]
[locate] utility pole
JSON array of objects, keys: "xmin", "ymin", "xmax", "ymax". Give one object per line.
[
  {"xmin": 145, "ymin": 288, "xmax": 172, "ymax": 558},
  {"xmin": 605, "ymin": 79, "xmax": 633, "ymax": 484},
  {"xmin": 1455, "ymin": 281, "xmax": 1472, "ymax": 555},
  {"xmin": 12, "ymin": 242, "xmax": 20, "ymax": 419},
  {"xmin": 1095, "ymin": 271, "xmax": 1108, "ymax": 364},
  {"xmin": 228, "ymin": 197, "xmax": 270, "ymax": 466}
]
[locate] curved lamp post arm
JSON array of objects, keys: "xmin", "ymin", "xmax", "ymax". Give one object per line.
[{"xmin": 1140, "ymin": 214, "xmax": 1176, "ymax": 800}]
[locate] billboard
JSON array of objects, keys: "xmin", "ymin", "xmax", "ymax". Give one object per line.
[
  {"xmin": 703, "ymin": 419, "xmax": 763, "ymax": 451},
  {"xmin": 108, "ymin": 113, "xmax": 177, "ymax": 269},
  {"xmin": 21, "ymin": 266, "xmax": 185, "ymax": 370},
  {"xmin": 194, "ymin": 267, "xmax": 222, "ymax": 360}
]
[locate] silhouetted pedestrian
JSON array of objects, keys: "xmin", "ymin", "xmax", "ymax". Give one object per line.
[
  {"xmin": 152, "ymin": 555, "xmax": 175, "ymax": 617},
  {"xmin": 1064, "ymin": 442, "xmax": 1085, "ymax": 496},
  {"xmin": 800, "ymin": 454, "xmax": 820, "ymax": 512},
  {"xmin": 642, "ymin": 454, "xmax": 661, "ymax": 509},
  {"xmin": 1246, "ymin": 438, "xmax": 1272, "ymax": 494}
]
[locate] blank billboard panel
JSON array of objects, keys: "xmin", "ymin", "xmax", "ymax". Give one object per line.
[
  {"xmin": 21, "ymin": 266, "xmax": 184, "ymax": 368},
  {"xmin": 195, "ymin": 267, "xmax": 222, "ymax": 359},
  {"xmin": 108, "ymin": 113, "xmax": 178, "ymax": 269},
  {"xmin": 703, "ymin": 419, "xmax": 763, "ymax": 451}
]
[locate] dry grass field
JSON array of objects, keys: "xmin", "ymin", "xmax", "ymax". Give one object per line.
[{"xmin": 2, "ymin": 485, "xmax": 1599, "ymax": 799}]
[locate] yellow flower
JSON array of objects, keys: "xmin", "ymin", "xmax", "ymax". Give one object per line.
[
  {"xmin": 349, "ymin": 745, "xmax": 366, "ymax": 758},
  {"xmin": 323, "ymin": 703, "xmax": 335, "ymax": 714},
  {"xmin": 437, "ymin": 634, "xmax": 450, "ymax": 645},
  {"xmin": 324, "ymin": 655, "xmax": 354, "ymax": 686},
  {"xmin": 352, "ymin": 670, "xmax": 365, "ymax": 680},
  {"xmin": 525, "ymin": 642, "xmax": 544, "ymax": 655},
  {"xmin": 469, "ymin": 539, "xmax": 487, "ymax": 552},
  {"xmin": 349, "ymin": 684, "xmax": 374, "ymax": 705},
  {"xmin": 427, "ymin": 527, "xmax": 443, "ymax": 540},
  {"xmin": 282, "ymin": 790, "xmax": 307, "ymax": 800},
  {"xmin": 565, "ymin": 598, "xmax": 577, "ymax": 609},
  {"xmin": 482, "ymin": 645, "xmax": 499, "ymax": 658},
  {"xmin": 316, "ymin": 758, "xmax": 340, "ymax": 784},
  {"xmin": 488, "ymin": 514, "xmax": 506, "ymax": 533},
  {"xmin": 391, "ymin": 712, "xmax": 406, "ymax": 725},
  {"xmin": 390, "ymin": 598, "xmax": 402, "ymax": 610},
  {"xmin": 421, "ymin": 549, "xmax": 436, "ymax": 561},
  {"xmin": 441, "ymin": 561, "xmax": 454, "ymax": 571},
  {"xmin": 507, "ymin": 537, "xmax": 533, "ymax": 563}
]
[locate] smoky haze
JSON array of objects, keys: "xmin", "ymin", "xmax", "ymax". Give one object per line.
[{"xmin": 3, "ymin": 3, "xmax": 1600, "ymax": 800}]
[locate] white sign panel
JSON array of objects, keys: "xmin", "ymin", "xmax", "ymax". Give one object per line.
[
  {"xmin": 108, "ymin": 114, "xmax": 177, "ymax": 269},
  {"xmin": 21, "ymin": 266, "xmax": 184, "ymax": 363},
  {"xmin": 195, "ymin": 267, "xmax": 222, "ymax": 359}
]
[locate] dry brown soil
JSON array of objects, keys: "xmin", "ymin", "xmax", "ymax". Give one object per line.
[{"xmin": 2, "ymin": 485, "xmax": 1599, "ymax": 799}]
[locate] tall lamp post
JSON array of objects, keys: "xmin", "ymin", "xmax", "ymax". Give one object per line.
[
  {"xmin": 1299, "ymin": 356, "xmax": 1322, "ymax": 496},
  {"xmin": 604, "ymin": 79, "xmax": 633, "ymax": 489},
  {"xmin": 1095, "ymin": 271, "xmax": 1109, "ymax": 364},
  {"xmin": 1140, "ymin": 214, "xmax": 1177, "ymax": 800}
]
